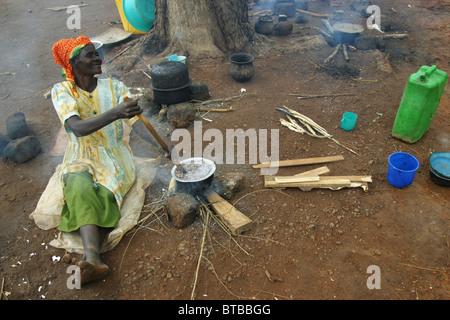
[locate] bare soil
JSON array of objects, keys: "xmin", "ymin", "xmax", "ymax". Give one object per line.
[{"xmin": 0, "ymin": 0, "xmax": 449, "ymax": 302}]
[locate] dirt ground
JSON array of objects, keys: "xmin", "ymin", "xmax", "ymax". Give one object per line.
[{"xmin": 0, "ymin": 0, "xmax": 448, "ymax": 302}]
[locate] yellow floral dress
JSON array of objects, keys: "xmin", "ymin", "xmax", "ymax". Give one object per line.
[{"xmin": 51, "ymin": 78, "xmax": 138, "ymax": 209}]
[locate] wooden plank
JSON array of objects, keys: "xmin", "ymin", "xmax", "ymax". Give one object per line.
[
  {"xmin": 205, "ymin": 190, "xmax": 252, "ymax": 235},
  {"xmin": 317, "ymin": 176, "xmax": 372, "ymax": 183},
  {"xmin": 253, "ymin": 155, "xmax": 344, "ymax": 169},
  {"xmin": 295, "ymin": 166, "xmax": 330, "ymax": 177},
  {"xmin": 265, "ymin": 177, "xmax": 351, "ymax": 188},
  {"xmin": 274, "ymin": 176, "xmax": 320, "ymax": 184}
]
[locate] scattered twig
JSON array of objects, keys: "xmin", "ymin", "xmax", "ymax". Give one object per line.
[
  {"xmin": 0, "ymin": 93, "xmax": 10, "ymax": 100},
  {"xmin": 106, "ymin": 46, "xmax": 131, "ymax": 65},
  {"xmin": 277, "ymin": 106, "xmax": 359, "ymax": 155},
  {"xmin": 350, "ymin": 78, "xmax": 378, "ymax": 83},
  {"xmin": 191, "ymin": 207, "xmax": 210, "ymax": 300},
  {"xmin": 289, "ymin": 93, "xmax": 355, "ymax": 99},
  {"xmin": 399, "ymin": 263, "xmax": 447, "ymax": 273},
  {"xmin": 324, "ymin": 43, "xmax": 341, "ymax": 65},
  {"xmin": 0, "ymin": 277, "xmax": 6, "ymax": 300},
  {"xmin": 196, "ymin": 107, "xmax": 234, "ymax": 112},
  {"xmin": 192, "ymin": 93, "xmax": 255, "ymax": 106},
  {"xmin": 140, "ymin": 69, "xmax": 152, "ymax": 80},
  {"xmin": 342, "ymin": 44, "xmax": 350, "ymax": 61}
]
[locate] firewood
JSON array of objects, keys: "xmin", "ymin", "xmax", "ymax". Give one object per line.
[
  {"xmin": 205, "ymin": 190, "xmax": 252, "ymax": 235},
  {"xmin": 253, "ymin": 155, "xmax": 344, "ymax": 169}
]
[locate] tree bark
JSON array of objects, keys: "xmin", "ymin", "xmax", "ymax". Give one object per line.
[{"xmin": 139, "ymin": 0, "xmax": 258, "ymax": 59}]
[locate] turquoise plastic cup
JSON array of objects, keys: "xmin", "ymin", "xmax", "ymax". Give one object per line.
[{"xmin": 341, "ymin": 112, "xmax": 357, "ymax": 131}]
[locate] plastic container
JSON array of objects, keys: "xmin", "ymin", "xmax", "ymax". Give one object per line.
[
  {"xmin": 341, "ymin": 112, "xmax": 357, "ymax": 131},
  {"xmin": 115, "ymin": 0, "xmax": 155, "ymax": 34},
  {"xmin": 168, "ymin": 54, "xmax": 186, "ymax": 64},
  {"xmin": 392, "ymin": 65, "xmax": 448, "ymax": 143},
  {"xmin": 387, "ymin": 152, "xmax": 420, "ymax": 188}
]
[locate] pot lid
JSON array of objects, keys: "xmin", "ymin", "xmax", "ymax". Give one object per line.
[
  {"xmin": 429, "ymin": 152, "xmax": 450, "ymax": 178},
  {"xmin": 171, "ymin": 157, "xmax": 216, "ymax": 183},
  {"xmin": 332, "ymin": 22, "xmax": 364, "ymax": 34}
]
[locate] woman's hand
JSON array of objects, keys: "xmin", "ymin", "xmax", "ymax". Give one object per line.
[{"xmin": 115, "ymin": 98, "xmax": 143, "ymax": 119}]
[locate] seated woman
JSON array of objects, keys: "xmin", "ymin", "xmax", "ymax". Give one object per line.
[{"xmin": 51, "ymin": 35, "xmax": 166, "ymax": 286}]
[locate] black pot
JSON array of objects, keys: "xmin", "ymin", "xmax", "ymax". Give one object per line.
[
  {"xmin": 228, "ymin": 52, "xmax": 255, "ymax": 82},
  {"xmin": 333, "ymin": 31, "xmax": 360, "ymax": 45},
  {"xmin": 151, "ymin": 80, "xmax": 192, "ymax": 105},
  {"xmin": 150, "ymin": 61, "xmax": 189, "ymax": 90},
  {"xmin": 255, "ymin": 15, "xmax": 274, "ymax": 35},
  {"xmin": 175, "ymin": 175, "xmax": 215, "ymax": 195}
]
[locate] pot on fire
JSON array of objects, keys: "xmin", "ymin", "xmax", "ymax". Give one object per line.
[
  {"xmin": 171, "ymin": 157, "xmax": 216, "ymax": 195},
  {"xmin": 332, "ymin": 22, "xmax": 364, "ymax": 45}
]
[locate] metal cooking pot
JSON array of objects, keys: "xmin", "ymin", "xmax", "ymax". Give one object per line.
[
  {"xmin": 171, "ymin": 157, "xmax": 216, "ymax": 194},
  {"xmin": 150, "ymin": 61, "xmax": 189, "ymax": 89},
  {"xmin": 332, "ymin": 22, "xmax": 364, "ymax": 45},
  {"xmin": 151, "ymin": 80, "xmax": 192, "ymax": 105}
]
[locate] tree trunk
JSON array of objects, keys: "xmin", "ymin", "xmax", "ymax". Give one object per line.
[{"xmin": 139, "ymin": 0, "xmax": 259, "ymax": 59}]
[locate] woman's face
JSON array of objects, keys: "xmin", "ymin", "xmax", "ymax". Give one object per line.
[{"xmin": 71, "ymin": 44, "xmax": 102, "ymax": 77}]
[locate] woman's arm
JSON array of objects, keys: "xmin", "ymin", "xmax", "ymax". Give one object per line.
[{"xmin": 65, "ymin": 99, "xmax": 142, "ymax": 137}]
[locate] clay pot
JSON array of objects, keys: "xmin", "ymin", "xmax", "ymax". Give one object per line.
[
  {"xmin": 228, "ymin": 52, "xmax": 255, "ymax": 82},
  {"xmin": 255, "ymin": 15, "xmax": 274, "ymax": 35}
]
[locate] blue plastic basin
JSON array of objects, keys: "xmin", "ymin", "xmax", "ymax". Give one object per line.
[{"xmin": 123, "ymin": 0, "xmax": 155, "ymax": 32}]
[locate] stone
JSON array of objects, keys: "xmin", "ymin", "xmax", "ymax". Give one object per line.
[
  {"xmin": 4, "ymin": 136, "xmax": 41, "ymax": 163},
  {"xmin": 139, "ymin": 94, "xmax": 161, "ymax": 116},
  {"xmin": 189, "ymin": 81, "xmax": 210, "ymax": 101},
  {"xmin": 6, "ymin": 112, "xmax": 28, "ymax": 140},
  {"xmin": 295, "ymin": 13, "xmax": 309, "ymax": 24},
  {"xmin": 166, "ymin": 193, "xmax": 200, "ymax": 228},
  {"xmin": 274, "ymin": 21, "xmax": 293, "ymax": 35},
  {"xmin": 167, "ymin": 102, "xmax": 196, "ymax": 128},
  {"xmin": 354, "ymin": 36, "xmax": 377, "ymax": 50},
  {"xmin": 211, "ymin": 172, "xmax": 246, "ymax": 200}
]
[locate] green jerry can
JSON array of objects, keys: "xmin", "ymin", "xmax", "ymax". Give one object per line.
[{"xmin": 392, "ymin": 65, "xmax": 448, "ymax": 143}]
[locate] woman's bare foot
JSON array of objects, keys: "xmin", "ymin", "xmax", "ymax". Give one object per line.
[{"xmin": 78, "ymin": 260, "xmax": 110, "ymax": 286}]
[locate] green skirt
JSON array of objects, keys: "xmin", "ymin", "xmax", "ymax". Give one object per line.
[{"xmin": 59, "ymin": 171, "xmax": 121, "ymax": 232}]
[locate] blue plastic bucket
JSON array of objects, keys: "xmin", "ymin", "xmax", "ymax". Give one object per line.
[
  {"xmin": 123, "ymin": 0, "xmax": 155, "ymax": 32},
  {"xmin": 387, "ymin": 152, "xmax": 420, "ymax": 188}
]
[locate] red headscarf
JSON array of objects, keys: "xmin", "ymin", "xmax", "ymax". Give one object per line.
[{"xmin": 52, "ymin": 35, "xmax": 93, "ymax": 97}]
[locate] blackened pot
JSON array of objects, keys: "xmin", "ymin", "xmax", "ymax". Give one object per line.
[
  {"xmin": 228, "ymin": 52, "xmax": 255, "ymax": 82},
  {"xmin": 150, "ymin": 61, "xmax": 190, "ymax": 90},
  {"xmin": 151, "ymin": 80, "xmax": 192, "ymax": 105},
  {"xmin": 171, "ymin": 157, "xmax": 216, "ymax": 195}
]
